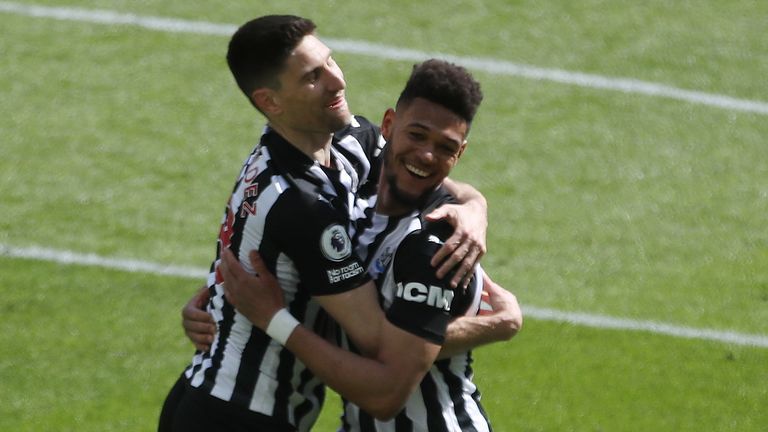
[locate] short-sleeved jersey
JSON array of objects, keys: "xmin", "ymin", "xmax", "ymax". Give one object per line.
[
  {"xmin": 384, "ymin": 221, "xmax": 480, "ymax": 343},
  {"xmin": 344, "ymin": 187, "xmax": 491, "ymax": 432},
  {"xmin": 184, "ymin": 116, "xmax": 384, "ymax": 432}
]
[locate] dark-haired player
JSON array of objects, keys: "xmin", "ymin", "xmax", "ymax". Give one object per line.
[
  {"xmin": 158, "ymin": 15, "xmax": 495, "ymax": 432},
  {"xmin": 221, "ymin": 59, "xmax": 523, "ymax": 431}
]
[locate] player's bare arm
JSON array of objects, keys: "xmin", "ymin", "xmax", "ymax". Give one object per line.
[
  {"xmin": 180, "ymin": 257, "xmax": 517, "ymax": 357},
  {"xmin": 438, "ymin": 272, "xmax": 522, "ymax": 359},
  {"xmin": 219, "ymin": 248, "xmax": 384, "ymax": 357},
  {"xmin": 181, "ymin": 285, "xmax": 216, "ymax": 352},
  {"xmin": 220, "ymin": 248, "xmax": 439, "ymax": 419}
]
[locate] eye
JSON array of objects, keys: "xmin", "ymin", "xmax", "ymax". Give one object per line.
[
  {"xmin": 438, "ymin": 143, "xmax": 459, "ymax": 156},
  {"xmin": 306, "ymin": 69, "xmax": 320, "ymax": 83},
  {"xmin": 408, "ymin": 131, "xmax": 425, "ymax": 141}
]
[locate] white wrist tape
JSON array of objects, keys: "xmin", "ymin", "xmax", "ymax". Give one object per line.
[{"xmin": 265, "ymin": 308, "xmax": 299, "ymax": 345}]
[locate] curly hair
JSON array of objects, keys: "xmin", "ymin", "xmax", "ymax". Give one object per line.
[
  {"xmin": 396, "ymin": 59, "xmax": 484, "ymax": 126},
  {"xmin": 226, "ymin": 15, "xmax": 316, "ymax": 98}
]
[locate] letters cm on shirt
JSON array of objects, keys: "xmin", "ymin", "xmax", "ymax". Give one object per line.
[{"xmin": 395, "ymin": 282, "xmax": 454, "ymax": 311}]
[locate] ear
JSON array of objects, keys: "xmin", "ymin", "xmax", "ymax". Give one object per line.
[
  {"xmin": 380, "ymin": 108, "xmax": 396, "ymax": 141},
  {"xmin": 251, "ymin": 88, "xmax": 281, "ymax": 116},
  {"xmin": 456, "ymin": 140, "xmax": 468, "ymax": 160}
]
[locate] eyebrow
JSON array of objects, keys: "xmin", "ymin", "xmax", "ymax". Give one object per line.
[{"xmin": 407, "ymin": 122, "xmax": 463, "ymax": 147}]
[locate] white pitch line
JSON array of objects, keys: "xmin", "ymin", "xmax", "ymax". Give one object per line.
[
  {"xmin": 2, "ymin": 1, "xmax": 767, "ymax": 115},
  {"xmin": 524, "ymin": 306, "xmax": 768, "ymax": 349},
  {"xmin": 2, "ymin": 243, "xmax": 767, "ymax": 348},
  {"xmin": 1, "ymin": 244, "xmax": 206, "ymax": 279}
]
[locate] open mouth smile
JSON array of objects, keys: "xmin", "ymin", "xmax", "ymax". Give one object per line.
[
  {"xmin": 405, "ymin": 163, "xmax": 430, "ymax": 178},
  {"xmin": 327, "ymin": 96, "xmax": 346, "ymax": 110}
]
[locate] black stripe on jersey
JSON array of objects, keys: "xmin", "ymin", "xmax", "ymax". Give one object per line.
[
  {"xmin": 231, "ymin": 327, "xmax": 272, "ymax": 407},
  {"xmin": 273, "ymin": 276, "xmax": 313, "ymax": 425},
  {"xmin": 420, "ymin": 374, "xmax": 449, "ymax": 432},
  {"xmin": 198, "ymin": 300, "xmax": 238, "ymax": 394},
  {"xmin": 224, "ymin": 161, "xmax": 288, "ymax": 409},
  {"xmin": 273, "ymin": 347, "xmax": 298, "ymax": 424},
  {"xmin": 294, "ymin": 367, "xmax": 324, "ymax": 427},
  {"xmin": 436, "ymin": 358, "xmax": 482, "ymax": 432},
  {"xmin": 358, "ymin": 409, "xmax": 375, "ymax": 432},
  {"xmin": 394, "ymin": 411, "xmax": 414, "ymax": 431},
  {"xmin": 472, "ymin": 388, "xmax": 493, "ymax": 432}
]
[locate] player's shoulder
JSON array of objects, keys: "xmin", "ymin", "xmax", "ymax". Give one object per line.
[
  {"xmin": 393, "ymin": 219, "xmax": 451, "ymax": 279},
  {"xmin": 335, "ymin": 115, "xmax": 382, "ymax": 146},
  {"xmin": 397, "ymin": 188, "xmax": 457, "ymax": 255},
  {"xmin": 392, "ymin": 223, "xmax": 478, "ymax": 317},
  {"xmin": 419, "ymin": 185, "xmax": 457, "ymax": 218},
  {"xmin": 350, "ymin": 115, "xmax": 380, "ymax": 132}
]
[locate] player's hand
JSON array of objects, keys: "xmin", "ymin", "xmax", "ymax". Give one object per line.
[
  {"xmin": 482, "ymin": 273, "xmax": 522, "ymax": 336},
  {"xmin": 220, "ymin": 248, "xmax": 285, "ymax": 329},
  {"xmin": 182, "ymin": 285, "xmax": 216, "ymax": 352},
  {"xmin": 426, "ymin": 202, "xmax": 487, "ymax": 289}
]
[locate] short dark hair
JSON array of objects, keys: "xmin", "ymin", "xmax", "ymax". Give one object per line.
[
  {"xmin": 226, "ymin": 15, "xmax": 316, "ymax": 99},
  {"xmin": 396, "ymin": 59, "xmax": 483, "ymax": 127}
]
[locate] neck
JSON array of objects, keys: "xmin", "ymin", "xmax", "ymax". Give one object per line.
[
  {"xmin": 374, "ymin": 169, "xmax": 417, "ymax": 216},
  {"xmin": 268, "ymin": 122, "xmax": 334, "ymax": 167}
]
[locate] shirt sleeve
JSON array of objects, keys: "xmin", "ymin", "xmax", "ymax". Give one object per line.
[
  {"xmin": 385, "ymin": 221, "xmax": 478, "ymax": 344},
  {"xmin": 269, "ymin": 189, "xmax": 369, "ymax": 296}
]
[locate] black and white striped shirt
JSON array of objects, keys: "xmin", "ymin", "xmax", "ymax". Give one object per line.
[
  {"xmin": 345, "ymin": 188, "xmax": 492, "ymax": 432},
  {"xmin": 184, "ymin": 116, "xmax": 384, "ymax": 432}
]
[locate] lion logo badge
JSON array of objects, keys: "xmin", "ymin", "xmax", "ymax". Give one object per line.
[{"xmin": 320, "ymin": 224, "xmax": 352, "ymax": 262}]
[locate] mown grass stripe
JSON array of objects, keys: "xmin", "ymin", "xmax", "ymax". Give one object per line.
[
  {"xmin": 2, "ymin": 1, "xmax": 767, "ymax": 115},
  {"xmin": 3, "ymin": 243, "xmax": 766, "ymax": 348}
]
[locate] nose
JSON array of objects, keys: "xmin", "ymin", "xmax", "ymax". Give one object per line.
[
  {"xmin": 325, "ymin": 63, "xmax": 346, "ymax": 91},
  {"xmin": 416, "ymin": 143, "xmax": 436, "ymax": 165}
]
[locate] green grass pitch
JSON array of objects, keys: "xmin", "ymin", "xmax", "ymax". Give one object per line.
[{"xmin": 1, "ymin": 1, "xmax": 766, "ymax": 430}]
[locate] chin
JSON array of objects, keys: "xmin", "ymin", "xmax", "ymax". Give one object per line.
[
  {"xmin": 330, "ymin": 114, "xmax": 352, "ymax": 132},
  {"xmin": 394, "ymin": 182, "xmax": 433, "ymax": 207}
]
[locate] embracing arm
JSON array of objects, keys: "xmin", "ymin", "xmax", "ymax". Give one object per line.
[
  {"xmin": 427, "ymin": 177, "xmax": 488, "ymax": 288},
  {"xmin": 438, "ymin": 272, "xmax": 523, "ymax": 359},
  {"xmin": 442, "ymin": 177, "xmax": 488, "ymax": 211},
  {"xmin": 181, "ymin": 285, "xmax": 216, "ymax": 352},
  {"xmin": 220, "ymin": 248, "xmax": 438, "ymax": 420},
  {"xmin": 284, "ymin": 311, "xmax": 438, "ymax": 419}
]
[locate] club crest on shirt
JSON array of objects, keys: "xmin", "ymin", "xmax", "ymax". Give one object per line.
[
  {"xmin": 372, "ymin": 247, "xmax": 394, "ymax": 278},
  {"xmin": 320, "ymin": 223, "xmax": 352, "ymax": 262}
]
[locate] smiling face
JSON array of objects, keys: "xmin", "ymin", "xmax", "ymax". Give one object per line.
[
  {"xmin": 258, "ymin": 34, "xmax": 351, "ymax": 135},
  {"xmin": 380, "ymin": 97, "xmax": 468, "ymax": 210}
]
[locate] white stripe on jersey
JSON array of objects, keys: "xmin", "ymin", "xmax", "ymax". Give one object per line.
[
  {"xmin": 198, "ymin": 162, "xmax": 289, "ymax": 402},
  {"xmin": 429, "ymin": 365, "xmax": 487, "ymax": 432},
  {"xmin": 335, "ymin": 134, "xmax": 368, "ymax": 189},
  {"xmin": 331, "ymin": 145, "xmax": 360, "ymax": 218},
  {"xmin": 275, "ymin": 251, "xmax": 301, "ymax": 304},
  {"xmin": 349, "ymin": 193, "xmax": 378, "ymax": 239},
  {"xmin": 250, "ymin": 340, "xmax": 281, "ymax": 413},
  {"xmin": 186, "ymin": 143, "xmax": 333, "ymax": 426},
  {"xmin": 238, "ymin": 165, "xmax": 286, "ymax": 274},
  {"xmin": 357, "ymin": 212, "xmax": 421, "ymax": 278},
  {"xmin": 210, "ymin": 311, "xmax": 258, "ymax": 400}
]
